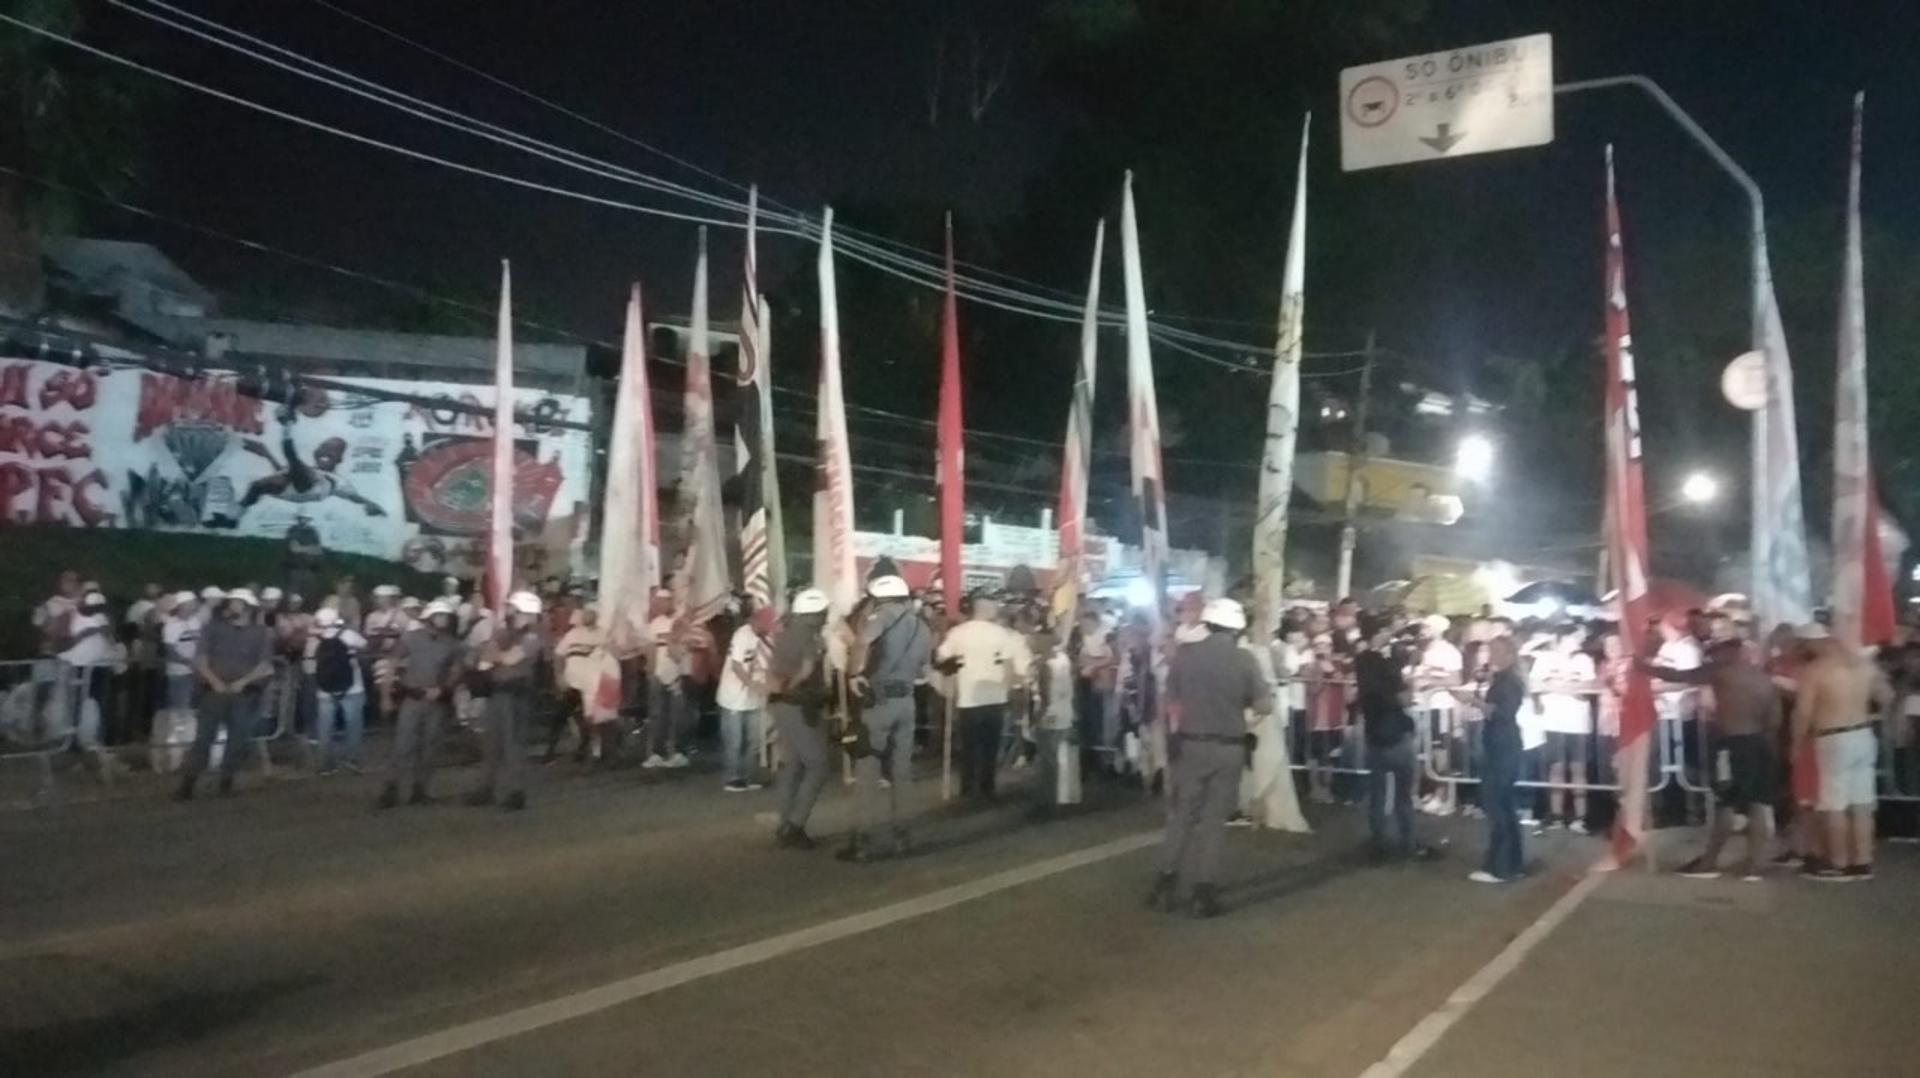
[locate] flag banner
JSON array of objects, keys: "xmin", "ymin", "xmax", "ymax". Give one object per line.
[
  {"xmin": 1254, "ymin": 114, "xmax": 1310, "ymax": 640},
  {"xmin": 1750, "ymin": 238, "xmax": 1814, "ymax": 631},
  {"xmin": 672, "ymin": 228, "xmax": 733, "ymax": 626},
  {"xmin": 1601, "ymin": 147, "xmax": 1657, "ymax": 866},
  {"xmin": 937, "ymin": 214, "xmax": 966, "ymax": 614},
  {"xmin": 1050, "ymin": 220, "xmax": 1106, "ymax": 631},
  {"xmin": 813, "ymin": 208, "xmax": 859, "ymax": 617},
  {"xmin": 489, "ymin": 259, "xmax": 515, "ymax": 612},
  {"xmin": 598, "ymin": 284, "xmax": 660, "ymax": 656},
  {"xmin": 1832, "ymin": 92, "xmax": 1895, "ymax": 649},
  {"xmin": 729, "ymin": 189, "xmax": 780, "ymax": 612},
  {"xmin": 759, "ymin": 294, "xmax": 787, "ymax": 608},
  {"xmin": 1120, "ymin": 172, "xmax": 1169, "ymax": 621}
]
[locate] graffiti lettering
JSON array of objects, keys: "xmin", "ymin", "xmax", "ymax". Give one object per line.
[
  {"xmin": 0, "ymin": 416, "xmax": 92, "ymax": 459},
  {"xmin": 0, "ymin": 363, "xmax": 29, "ymax": 409},
  {"xmin": 0, "ymin": 462, "xmax": 111, "ymax": 526},
  {"xmin": 38, "ymin": 369, "xmax": 98, "ymax": 411},
  {"xmin": 133, "ymin": 373, "xmax": 265, "ymax": 441}
]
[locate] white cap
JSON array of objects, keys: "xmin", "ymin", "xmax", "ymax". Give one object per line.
[
  {"xmin": 1794, "ymin": 623, "xmax": 1831, "ymax": 640},
  {"xmin": 792, "ymin": 588, "xmax": 831, "ymax": 615},
  {"xmin": 261, "ymin": 586, "xmax": 284, "ymax": 602},
  {"xmin": 373, "ymin": 584, "xmax": 402, "ymax": 598},
  {"xmin": 83, "ymin": 591, "xmax": 107, "ymax": 606},
  {"xmin": 507, "ymin": 590, "xmax": 544, "ymax": 615},
  {"xmin": 173, "ymin": 590, "xmax": 198, "ymax": 606},
  {"xmin": 400, "ymin": 595, "xmax": 423, "ymax": 609},
  {"xmin": 867, "ymin": 575, "xmax": 909, "ymax": 600},
  {"xmin": 1422, "ymin": 614, "xmax": 1451, "ymax": 635},
  {"xmin": 226, "ymin": 588, "xmax": 260, "ymax": 607},
  {"xmin": 200, "ymin": 585, "xmax": 225, "ymax": 601},
  {"xmin": 424, "ymin": 598, "xmax": 458, "ymax": 619},
  {"xmin": 1201, "ymin": 598, "xmax": 1247, "ymax": 632},
  {"xmin": 313, "ymin": 607, "xmax": 343, "ymax": 628}
]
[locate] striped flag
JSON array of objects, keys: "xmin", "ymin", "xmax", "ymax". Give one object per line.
[
  {"xmin": 598, "ymin": 283, "xmax": 660, "ymax": 656},
  {"xmin": 1601, "ymin": 146, "xmax": 1657, "ymax": 866},
  {"xmin": 488, "ymin": 259, "xmax": 515, "ymax": 612},
  {"xmin": 1120, "ymin": 171, "xmax": 1169, "ymax": 622},
  {"xmin": 937, "ymin": 214, "xmax": 965, "ymax": 614},
  {"xmin": 730, "ymin": 189, "xmax": 783, "ymax": 612},
  {"xmin": 1254, "ymin": 114, "xmax": 1310, "ymax": 640},
  {"xmin": 672, "ymin": 228, "xmax": 733, "ymax": 627},
  {"xmin": 1832, "ymin": 92, "xmax": 1896, "ymax": 650},
  {"xmin": 1050, "ymin": 220, "xmax": 1105, "ymax": 631},
  {"xmin": 813, "ymin": 208, "xmax": 859, "ymax": 617}
]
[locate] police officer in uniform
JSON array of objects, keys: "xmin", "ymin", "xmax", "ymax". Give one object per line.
[
  {"xmin": 465, "ymin": 589, "xmax": 546, "ymax": 812},
  {"xmin": 841, "ymin": 574, "xmax": 934, "ymax": 862},
  {"xmin": 770, "ymin": 588, "xmax": 833, "ymax": 849},
  {"xmin": 377, "ymin": 598, "xmax": 464, "ymax": 809},
  {"xmin": 1145, "ymin": 598, "xmax": 1271, "ymax": 918}
]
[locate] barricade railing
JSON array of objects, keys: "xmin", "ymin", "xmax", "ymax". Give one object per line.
[
  {"xmin": 1877, "ymin": 710, "xmax": 1920, "ymax": 804},
  {"xmin": 0, "ymin": 659, "xmax": 99, "ymax": 803}
]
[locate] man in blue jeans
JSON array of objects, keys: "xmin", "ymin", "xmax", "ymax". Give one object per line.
[
  {"xmin": 841, "ymin": 575, "xmax": 935, "ymax": 862},
  {"xmin": 1353, "ymin": 615, "xmax": 1425, "ymax": 859},
  {"xmin": 717, "ymin": 605, "xmax": 776, "ymax": 791},
  {"xmin": 1472, "ymin": 637, "xmax": 1527, "ymax": 882}
]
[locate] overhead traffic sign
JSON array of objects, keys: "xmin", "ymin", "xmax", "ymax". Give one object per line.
[{"xmin": 1339, "ymin": 34, "xmax": 1554, "ymax": 171}]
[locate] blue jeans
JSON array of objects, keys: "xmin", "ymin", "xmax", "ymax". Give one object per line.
[
  {"xmin": 1481, "ymin": 732, "xmax": 1524, "ymax": 878},
  {"xmin": 719, "ymin": 707, "xmax": 762, "ymax": 784},
  {"xmin": 314, "ymin": 692, "xmax": 366, "ymax": 770},
  {"xmin": 167, "ymin": 673, "xmax": 196, "ymax": 711},
  {"xmin": 647, "ymin": 677, "xmax": 687, "ymax": 757},
  {"xmin": 1368, "ymin": 737, "xmax": 1416, "ymax": 854}
]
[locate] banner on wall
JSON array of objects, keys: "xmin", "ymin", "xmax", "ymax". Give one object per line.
[{"xmin": 0, "ymin": 358, "xmax": 592, "ymax": 578}]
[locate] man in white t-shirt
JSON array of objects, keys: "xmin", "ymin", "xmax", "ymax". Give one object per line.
[
  {"xmin": 1414, "ymin": 616, "xmax": 1465, "ymax": 814},
  {"xmin": 643, "ymin": 588, "xmax": 690, "ymax": 769},
  {"xmin": 161, "ymin": 594, "xmax": 203, "ymax": 711},
  {"xmin": 717, "ymin": 606, "xmax": 776, "ymax": 791},
  {"xmin": 935, "ymin": 592, "xmax": 1031, "ymax": 800}
]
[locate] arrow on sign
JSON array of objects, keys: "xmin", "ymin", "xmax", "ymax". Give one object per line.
[{"xmin": 1419, "ymin": 123, "xmax": 1466, "ymax": 154}]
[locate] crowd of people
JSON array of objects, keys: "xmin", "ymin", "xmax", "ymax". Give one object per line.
[{"xmin": 12, "ymin": 563, "xmax": 1918, "ymax": 906}]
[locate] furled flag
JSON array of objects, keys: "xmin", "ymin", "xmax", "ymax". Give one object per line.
[
  {"xmin": 1831, "ymin": 92, "xmax": 1897, "ymax": 650},
  {"xmin": 937, "ymin": 213, "xmax": 966, "ymax": 614},
  {"xmin": 671, "ymin": 228, "xmax": 733, "ymax": 626},
  {"xmin": 1120, "ymin": 171, "xmax": 1169, "ymax": 621},
  {"xmin": 1601, "ymin": 146, "xmax": 1657, "ymax": 867},
  {"xmin": 1254, "ymin": 114, "xmax": 1310, "ymax": 640},
  {"xmin": 488, "ymin": 259, "xmax": 515, "ymax": 612},
  {"xmin": 597, "ymin": 284, "xmax": 660, "ymax": 657},
  {"xmin": 813, "ymin": 208, "xmax": 859, "ymax": 617},
  {"xmin": 1749, "ymin": 237, "xmax": 1815, "ymax": 631},
  {"xmin": 729, "ymin": 188, "xmax": 784, "ymax": 612},
  {"xmin": 1050, "ymin": 220, "xmax": 1106, "ymax": 631}
]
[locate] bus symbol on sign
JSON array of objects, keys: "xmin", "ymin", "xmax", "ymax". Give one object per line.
[{"xmin": 1346, "ymin": 76, "xmax": 1399, "ymax": 128}]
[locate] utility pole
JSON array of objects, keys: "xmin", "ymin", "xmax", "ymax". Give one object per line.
[{"xmin": 1334, "ymin": 330, "xmax": 1376, "ymax": 600}]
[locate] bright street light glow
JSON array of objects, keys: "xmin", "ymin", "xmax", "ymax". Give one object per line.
[
  {"xmin": 1454, "ymin": 434, "xmax": 1495, "ymax": 482},
  {"xmin": 1681, "ymin": 471, "xmax": 1720, "ymax": 504}
]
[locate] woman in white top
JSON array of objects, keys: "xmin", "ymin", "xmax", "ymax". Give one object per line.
[{"xmin": 1529, "ymin": 623, "xmax": 1597, "ymax": 833}]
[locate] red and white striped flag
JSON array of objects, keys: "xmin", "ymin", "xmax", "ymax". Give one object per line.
[
  {"xmin": 1120, "ymin": 172, "xmax": 1169, "ymax": 622},
  {"xmin": 813, "ymin": 209, "xmax": 859, "ymax": 617},
  {"xmin": 1832, "ymin": 92, "xmax": 1896, "ymax": 650},
  {"xmin": 488, "ymin": 259, "xmax": 516, "ymax": 612},
  {"xmin": 937, "ymin": 214, "xmax": 965, "ymax": 614},
  {"xmin": 672, "ymin": 228, "xmax": 733, "ymax": 627},
  {"xmin": 1601, "ymin": 147, "xmax": 1657, "ymax": 867},
  {"xmin": 598, "ymin": 283, "xmax": 660, "ymax": 658},
  {"xmin": 1051, "ymin": 220, "xmax": 1105, "ymax": 632},
  {"xmin": 731, "ymin": 189, "xmax": 784, "ymax": 612}
]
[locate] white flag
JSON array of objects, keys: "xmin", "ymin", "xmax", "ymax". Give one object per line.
[
  {"xmin": 1120, "ymin": 172, "xmax": 1169, "ymax": 621},
  {"xmin": 672, "ymin": 228, "xmax": 733, "ymax": 625},
  {"xmin": 488, "ymin": 259, "xmax": 515, "ymax": 611},
  {"xmin": 1254, "ymin": 115, "xmax": 1309, "ymax": 639},
  {"xmin": 813, "ymin": 209, "xmax": 859, "ymax": 617},
  {"xmin": 598, "ymin": 284, "xmax": 659, "ymax": 653}
]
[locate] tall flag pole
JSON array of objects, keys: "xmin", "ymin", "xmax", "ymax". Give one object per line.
[
  {"xmin": 1050, "ymin": 220, "xmax": 1106, "ymax": 632},
  {"xmin": 1120, "ymin": 172, "xmax": 1169, "ymax": 621},
  {"xmin": 599, "ymin": 283, "xmax": 660, "ymax": 655},
  {"xmin": 759, "ymin": 294, "xmax": 787, "ymax": 608},
  {"xmin": 1254, "ymin": 114, "xmax": 1310, "ymax": 640},
  {"xmin": 732, "ymin": 188, "xmax": 782, "ymax": 611},
  {"xmin": 1750, "ymin": 224, "xmax": 1814, "ymax": 631},
  {"xmin": 672, "ymin": 228, "xmax": 733, "ymax": 626},
  {"xmin": 814, "ymin": 208, "xmax": 858, "ymax": 617},
  {"xmin": 1601, "ymin": 146, "xmax": 1657, "ymax": 867},
  {"xmin": 1832, "ymin": 92, "xmax": 1896, "ymax": 650},
  {"xmin": 488, "ymin": 259, "xmax": 516, "ymax": 612},
  {"xmin": 937, "ymin": 213, "xmax": 966, "ymax": 614}
]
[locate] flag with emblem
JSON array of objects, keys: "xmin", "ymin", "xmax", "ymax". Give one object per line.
[
  {"xmin": 1120, "ymin": 172, "xmax": 1169, "ymax": 622},
  {"xmin": 672, "ymin": 229, "xmax": 733, "ymax": 626},
  {"xmin": 730, "ymin": 189, "xmax": 784, "ymax": 612},
  {"xmin": 813, "ymin": 209, "xmax": 859, "ymax": 617}
]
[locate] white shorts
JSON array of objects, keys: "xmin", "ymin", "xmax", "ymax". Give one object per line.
[{"xmin": 1814, "ymin": 726, "xmax": 1877, "ymax": 811}]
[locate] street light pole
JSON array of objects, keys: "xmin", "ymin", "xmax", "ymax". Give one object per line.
[
  {"xmin": 1334, "ymin": 330, "xmax": 1377, "ymax": 600},
  {"xmin": 1553, "ymin": 74, "xmax": 1784, "ymax": 622}
]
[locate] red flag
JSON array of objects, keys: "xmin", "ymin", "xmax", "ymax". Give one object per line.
[
  {"xmin": 937, "ymin": 214, "xmax": 965, "ymax": 612},
  {"xmin": 598, "ymin": 284, "xmax": 660, "ymax": 656},
  {"xmin": 489, "ymin": 259, "xmax": 516, "ymax": 612},
  {"xmin": 1602, "ymin": 147, "xmax": 1657, "ymax": 866}
]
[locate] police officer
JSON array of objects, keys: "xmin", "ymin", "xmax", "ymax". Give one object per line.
[
  {"xmin": 841, "ymin": 574, "xmax": 934, "ymax": 862},
  {"xmin": 378, "ymin": 598, "xmax": 464, "ymax": 809},
  {"xmin": 1145, "ymin": 598, "xmax": 1271, "ymax": 918},
  {"xmin": 465, "ymin": 589, "xmax": 546, "ymax": 812},
  {"xmin": 769, "ymin": 588, "xmax": 833, "ymax": 849}
]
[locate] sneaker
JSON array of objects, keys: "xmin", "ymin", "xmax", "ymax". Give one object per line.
[
  {"xmin": 1803, "ymin": 866, "xmax": 1852, "ymax": 883},
  {"xmin": 1736, "ymin": 865, "xmax": 1763, "ymax": 883},
  {"xmin": 1844, "ymin": 864, "xmax": 1875, "ymax": 881},
  {"xmin": 1771, "ymin": 851, "xmax": 1805, "ymax": 867},
  {"xmin": 1468, "ymin": 870, "xmax": 1504, "ymax": 884},
  {"xmin": 1568, "ymin": 820, "xmax": 1590, "ymax": 836},
  {"xmin": 723, "ymin": 781, "xmax": 750, "ymax": 793},
  {"xmin": 1225, "ymin": 813, "xmax": 1255, "ymax": 829},
  {"xmin": 1676, "ymin": 858, "xmax": 1722, "ymax": 880},
  {"xmin": 642, "ymin": 755, "xmax": 666, "ymax": 769},
  {"xmin": 665, "ymin": 752, "xmax": 690, "ymax": 769},
  {"xmin": 745, "ymin": 781, "xmax": 766, "ymax": 791},
  {"xmin": 775, "ymin": 824, "xmax": 816, "ymax": 851}
]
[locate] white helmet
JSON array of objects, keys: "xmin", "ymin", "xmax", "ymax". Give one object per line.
[
  {"xmin": 82, "ymin": 591, "xmax": 107, "ymax": 607},
  {"xmin": 372, "ymin": 584, "xmax": 402, "ymax": 599},
  {"xmin": 867, "ymin": 575, "xmax": 909, "ymax": 600},
  {"xmin": 400, "ymin": 595, "xmax": 424, "ymax": 611},
  {"xmin": 173, "ymin": 590, "xmax": 198, "ymax": 607},
  {"xmin": 226, "ymin": 588, "xmax": 261, "ymax": 607},
  {"xmin": 424, "ymin": 598, "xmax": 458, "ymax": 619},
  {"xmin": 1201, "ymin": 598, "xmax": 1247, "ymax": 632},
  {"xmin": 200, "ymin": 585, "xmax": 225, "ymax": 601},
  {"xmin": 792, "ymin": 588, "xmax": 831, "ymax": 615},
  {"xmin": 313, "ymin": 607, "xmax": 343, "ymax": 629},
  {"xmin": 507, "ymin": 590, "xmax": 544, "ymax": 616},
  {"xmin": 261, "ymin": 586, "xmax": 284, "ymax": 602}
]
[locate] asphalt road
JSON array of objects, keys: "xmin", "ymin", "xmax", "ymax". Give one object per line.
[{"xmin": 1, "ymin": 748, "xmax": 1913, "ymax": 1077}]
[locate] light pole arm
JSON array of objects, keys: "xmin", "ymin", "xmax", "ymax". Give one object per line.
[{"xmin": 1555, "ymin": 75, "xmax": 1764, "ymax": 224}]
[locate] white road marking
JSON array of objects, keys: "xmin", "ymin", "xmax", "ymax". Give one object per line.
[
  {"xmin": 292, "ymin": 830, "xmax": 1160, "ymax": 1078},
  {"xmin": 1358, "ymin": 867, "xmax": 1608, "ymax": 1078}
]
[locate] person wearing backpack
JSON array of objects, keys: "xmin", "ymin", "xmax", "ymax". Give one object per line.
[{"xmin": 305, "ymin": 607, "xmax": 369, "ymax": 774}]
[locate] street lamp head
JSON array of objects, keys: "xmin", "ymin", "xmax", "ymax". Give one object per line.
[
  {"xmin": 1454, "ymin": 433, "xmax": 1495, "ymax": 483},
  {"xmin": 1681, "ymin": 471, "xmax": 1720, "ymax": 505}
]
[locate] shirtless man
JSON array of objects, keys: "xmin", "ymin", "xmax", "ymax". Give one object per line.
[
  {"xmin": 1644, "ymin": 637, "xmax": 1782, "ymax": 880},
  {"xmin": 1791, "ymin": 624, "xmax": 1890, "ymax": 881}
]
